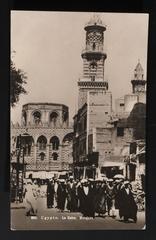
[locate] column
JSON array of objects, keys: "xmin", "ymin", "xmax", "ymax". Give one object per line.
[
  {"xmin": 34, "ymin": 144, "xmax": 37, "ymax": 169},
  {"xmin": 46, "ymin": 111, "xmax": 49, "ymax": 125},
  {"xmin": 46, "ymin": 144, "xmax": 50, "ymax": 170}
]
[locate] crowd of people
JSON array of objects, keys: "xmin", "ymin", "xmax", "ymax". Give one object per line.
[{"xmin": 23, "ymin": 175, "xmax": 139, "ymax": 223}]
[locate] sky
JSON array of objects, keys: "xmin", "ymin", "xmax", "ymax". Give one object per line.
[{"xmin": 11, "ymin": 11, "xmax": 149, "ymax": 123}]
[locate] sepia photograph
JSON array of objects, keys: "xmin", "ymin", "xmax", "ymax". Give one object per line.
[{"xmin": 10, "ymin": 11, "xmax": 148, "ymax": 230}]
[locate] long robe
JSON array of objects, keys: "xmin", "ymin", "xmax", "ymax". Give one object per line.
[
  {"xmin": 95, "ymin": 184, "xmax": 107, "ymax": 215},
  {"xmin": 113, "ymin": 183, "xmax": 123, "ymax": 209},
  {"xmin": 119, "ymin": 188, "xmax": 138, "ymax": 221},
  {"xmin": 24, "ymin": 183, "xmax": 38, "ymax": 216},
  {"xmin": 57, "ymin": 183, "xmax": 67, "ymax": 211},
  {"xmin": 46, "ymin": 182, "xmax": 55, "ymax": 208},
  {"xmin": 78, "ymin": 185, "xmax": 95, "ymax": 217},
  {"xmin": 66, "ymin": 182, "xmax": 78, "ymax": 212}
]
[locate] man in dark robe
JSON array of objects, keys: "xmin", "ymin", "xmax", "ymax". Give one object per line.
[
  {"xmin": 57, "ymin": 180, "xmax": 67, "ymax": 212},
  {"xmin": 66, "ymin": 176, "xmax": 78, "ymax": 212},
  {"xmin": 119, "ymin": 181, "xmax": 138, "ymax": 223},
  {"xmin": 94, "ymin": 179, "xmax": 107, "ymax": 217},
  {"xmin": 78, "ymin": 179, "xmax": 95, "ymax": 218},
  {"xmin": 113, "ymin": 179, "xmax": 124, "ymax": 211},
  {"xmin": 46, "ymin": 179, "xmax": 55, "ymax": 208}
]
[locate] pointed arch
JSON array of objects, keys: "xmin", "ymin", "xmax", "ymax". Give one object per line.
[
  {"xmin": 50, "ymin": 136, "xmax": 60, "ymax": 150},
  {"xmin": 49, "ymin": 111, "xmax": 59, "ymax": 126},
  {"xmin": 32, "ymin": 110, "xmax": 42, "ymax": 125},
  {"xmin": 62, "ymin": 132, "xmax": 74, "ymax": 144},
  {"xmin": 37, "ymin": 135, "xmax": 47, "ymax": 150}
]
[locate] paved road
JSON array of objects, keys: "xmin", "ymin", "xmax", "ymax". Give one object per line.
[{"xmin": 11, "ymin": 197, "xmax": 145, "ymax": 230}]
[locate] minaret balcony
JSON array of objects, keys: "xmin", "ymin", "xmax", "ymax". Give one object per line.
[
  {"xmin": 78, "ymin": 80, "xmax": 108, "ymax": 90},
  {"xmin": 131, "ymin": 80, "xmax": 146, "ymax": 85},
  {"xmin": 84, "ymin": 23, "xmax": 106, "ymax": 32}
]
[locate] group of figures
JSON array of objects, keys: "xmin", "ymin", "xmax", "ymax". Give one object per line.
[{"xmin": 23, "ymin": 176, "xmax": 138, "ymax": 223}]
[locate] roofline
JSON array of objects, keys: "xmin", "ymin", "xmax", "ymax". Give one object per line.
[{"xmin": 23, "ymin": 103, "xmax": 69, "ymax": 108}]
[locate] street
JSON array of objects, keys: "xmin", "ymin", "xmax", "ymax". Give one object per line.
[{"xmin": 11, "ymin": 197, "xmax": 145, "ymax": 230}]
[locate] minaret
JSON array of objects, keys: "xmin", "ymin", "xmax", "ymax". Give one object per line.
[
  {"xmin": 78, "ymin": 15, "xmax": 108, "ymax": 109},
  {"xmin": 131, "ymin": 60, "xmax": 146, "ymax": 94}
]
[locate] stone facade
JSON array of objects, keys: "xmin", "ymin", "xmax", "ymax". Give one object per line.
[{"xmin": 11, "ymin": 103, "xmax": 73, "ymax": 174}]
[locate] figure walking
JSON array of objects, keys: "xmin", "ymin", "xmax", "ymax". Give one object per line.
[{"xmin": 24, "ymin": 179, "xmax": 38, "ymax": 216}]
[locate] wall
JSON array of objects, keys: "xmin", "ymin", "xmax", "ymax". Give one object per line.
[
  {"xmin": 138, "ymin": 92, "xmax": 146, "ymax": 104},
  {"xmin": 11, "ymin": 125, "xmax": 73, "ymax": 172},
  {"xmin": 88, "ymin": 90, "xmax": 112, "ymax": 130},
  {"xmin": 115, "ymin": 97, "xmax": 125, "ymax": 115}
]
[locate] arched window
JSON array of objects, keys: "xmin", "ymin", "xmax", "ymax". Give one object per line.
[
  {"xmin": 37, "ymin": 135, "xmax": 47, "ymax": 150},
  {"xmin": 39, "ymin": 152, "xmax": 45, "ymax": 161},
  {"xmin": 52, "ymin": 152, "xmax": 58, "ymax": 161},
  {"xmin": 33, "ymin": 111, "xmax": 41, "ymax": 125},
  {"xmin": 50, "ymin": 112, "xmax": 58, "ymax": 126},
  {"xmin": 50, "ymin": 136, "xmax": 60, "ymax": 150}
]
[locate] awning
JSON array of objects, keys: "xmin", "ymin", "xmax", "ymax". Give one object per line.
[
  {"xmin": 26, "ymin": 171, "xmax": 59, "ymax": 179},
  {"xmin": 27, "ymin": 171, "xmax": 47, "ymax": 179},
  {"xmin": 45, "ymin": 172, "xmax": 59, "ymax": 179}
]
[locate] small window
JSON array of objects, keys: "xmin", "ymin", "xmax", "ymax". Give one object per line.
[
  {"xmin": 105, "ymin": 112, "xmax": 108, "ymax": 114},
  {"xmin": 120, "ymin": 103, "xmax": 124, "ymax": 107},
  {"xmin": 39, "ymin": 152, "xmax": 45, "ymax": 161},
  {"xmin": 52, "ymin": 152, "xmax": 58, "ymax": 161},
  {"xmin": 93, "ymin": 42, "xmax": 96, "ymax": 50},
  {"xmin": 117, "ymin": 127, "xmax": 124, "ymax": 137}
]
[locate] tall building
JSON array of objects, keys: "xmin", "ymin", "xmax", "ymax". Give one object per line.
[
  {"xmin": 115, "ymin": 61, "xmax": 146, "ymax": 117},
  {"xmin": 11, "ymin": 103, "xmax": 73, "ymax": 178},
  {"xmin": 73, "ymin": 15, "xmax": 122, "ymax": 179}
]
